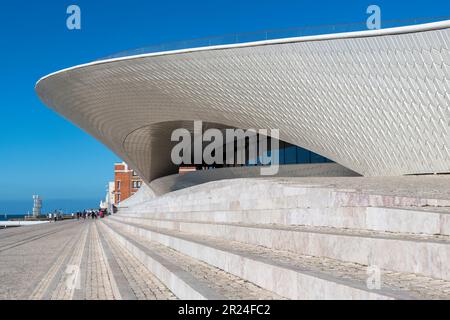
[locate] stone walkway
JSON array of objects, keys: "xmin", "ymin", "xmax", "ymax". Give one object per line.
[
  {"xmin": 3, "ymin": 211, "xmax": 449, "ymax": 300},
  {"xmin": 0, "ymin": 220, "xmax": 175, "ymax": 300}
]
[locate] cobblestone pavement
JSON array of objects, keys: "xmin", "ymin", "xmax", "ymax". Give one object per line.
[
  {"xmin": 98, "ymin": 223, "xmax": 177, "ymax": 300},
  {"xmin": 0, "ymin": 220, "xmax": 176, "ymax": 300},
  {"xmin": 0, "ymin": 221, "xmax": 82, "ymax": 299}
]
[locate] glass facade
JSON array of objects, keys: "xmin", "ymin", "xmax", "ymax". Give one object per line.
[
  {"xmin": 179, "ymin": 136, "xmax": 333, "ymax": 171},
  {"xmin": 253, "ymin": 141, "xmax": 332, "ymax": 166},
  {"xmin": 282, "ymin": 141, "xmax": 332, "ymax": 165}
]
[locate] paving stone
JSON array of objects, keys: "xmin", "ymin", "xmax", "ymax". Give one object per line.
[{"xmin": 0, "ymin": 221, "xmax": 177, "ymax": 300}]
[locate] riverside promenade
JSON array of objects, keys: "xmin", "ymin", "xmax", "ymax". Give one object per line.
[
  {"xmin": 0, "ymin": 220, "xmax": 177, "ymax": 300},
  {"xmin": 2, "ymin": 177, "xmax": 450, "ymax": 300}
]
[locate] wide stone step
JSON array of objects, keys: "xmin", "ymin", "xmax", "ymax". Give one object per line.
[
  {"xmin": 104, "ymin": 217, "xmax": 450, "ymax": 300},
  {"xmin": 121, "ymin": 206, "xmax": 450, "ymax": 236},
  {"xmin": 99, "ymin": 221, "xmax": 283, "ymax": 300},
  {"xmin": 110, "ymin": 215, "xmax": 450, "ymax": 281},
  {"xmin": 130, "ymin": 178, "xmax": 450, "ymax": 209},
  {"xmin": 123, "ymin": 192, "xmax": 450, "ymax": 216},
  {"xmin": 123, "ymin": 194, "xmax": 334, "ymax": 213}
]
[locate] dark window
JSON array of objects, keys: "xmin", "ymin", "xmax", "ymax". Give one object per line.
[
  {"xmin": 284, "ymin": 146, "xmax": 297, "ymax": 165},
  {"xmin": 132, "ymin": 181, "xmax": 142, "ymax": 189}
]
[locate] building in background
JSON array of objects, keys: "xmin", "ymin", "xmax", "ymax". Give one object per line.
[
  {"xmin": 114, "ymin": 162, "xmax": 143, "ymax": 205},
  {"xmin": 100, "ymin": 181, "xmax": 116, "ymax": 213},
  {"xmin": 35, "ymin": 20, "xmax": 450, "ymax": 300},
  {"xmin": 108, "ymin": 182, "xmax": 115, "ymax": 209},
  {"xmin": 36, "ymin": 21, "xmax": 450, "ymax": 180},
  {"xmin": 32, "ymin": 195, "xmax": 42, "ymax": 218}
]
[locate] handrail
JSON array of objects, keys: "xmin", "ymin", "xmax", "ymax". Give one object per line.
[{"xmin": 98, "ymin": 16, "xmax": 450, "ymax": 61}]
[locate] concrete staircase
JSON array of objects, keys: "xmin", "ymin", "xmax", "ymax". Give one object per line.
[{"xmin": 103, "ymin": 178, "xmax": 450, "ymax": 300}]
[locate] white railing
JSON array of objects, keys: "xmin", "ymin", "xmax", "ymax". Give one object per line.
[{"xmin": 98, "ymin": 16, "xmax": 450, "ymax": 61}]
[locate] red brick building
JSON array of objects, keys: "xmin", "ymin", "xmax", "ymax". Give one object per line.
[{"xmin": 114, "ymin": 162, "xmax": 143, "ymax": 205}]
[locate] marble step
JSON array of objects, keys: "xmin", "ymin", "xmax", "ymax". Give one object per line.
[
  {"xmin": 131, "ymin": 178, "xmax": 450, "ymax": 210},
  {"xmin": 120, "ymin": 205, "xmax": 450, "ymax": 236},
  {"xmin": 123, "ymin": 192, "xmax": 450, "ymax": 215},
  {"xmin": 99, "ymin": 221, "xmax": 283, "ymax": 300},
  {"xmin": 110, "ymin": 215, "xmax": 450, "ymax": 281},
  {"xmin": 103, "ymin": 218, "xmax": 450, "ymax": 300}
]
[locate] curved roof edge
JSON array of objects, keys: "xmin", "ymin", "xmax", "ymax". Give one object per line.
[{"xmin": 36, "ymin": 20, "xmax": 450, "ymax": 86}]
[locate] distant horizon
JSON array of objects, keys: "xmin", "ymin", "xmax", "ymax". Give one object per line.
[{"xmin": 0, "ymin": 198, "xmax": 101, "ymax": 215}]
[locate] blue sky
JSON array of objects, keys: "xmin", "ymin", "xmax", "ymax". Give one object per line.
[{"xmin": 0, "ymin": 0, "xmax": 449, "ymax": 202}]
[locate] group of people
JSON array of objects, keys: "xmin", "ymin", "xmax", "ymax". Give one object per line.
[
  {"xmin": 48, "ymin": 211, "xmax": 64, "ymax": 222},
  {"xmin": 75, "ymin": 209, "xmax": 109, "ymax": 221},
  {"xmin": 47, "ymin": 209, "xmax": 110, "ymax": 223}
]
